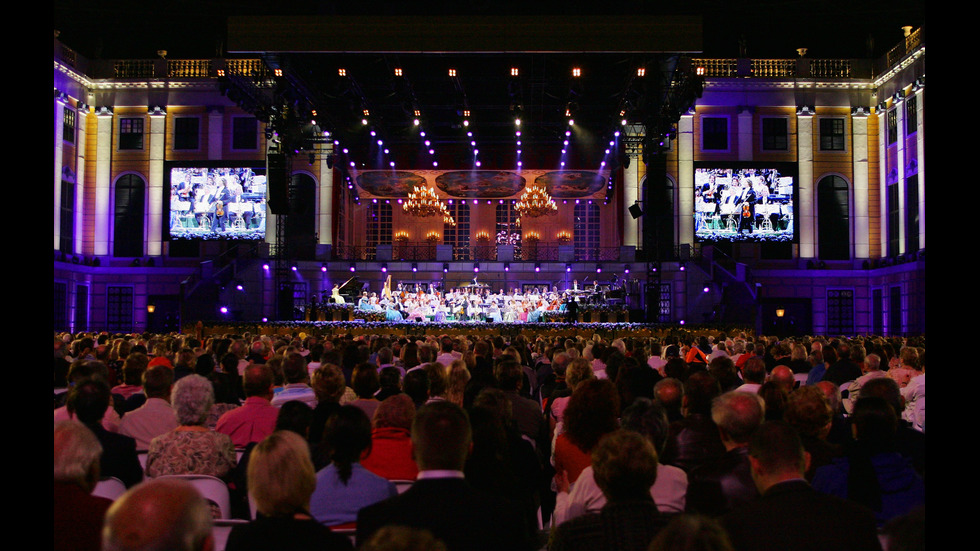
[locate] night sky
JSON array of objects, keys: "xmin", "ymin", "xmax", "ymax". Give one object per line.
[{"xmin": 54, "ymin": 0, "xmax": 924, "ymax": 61}]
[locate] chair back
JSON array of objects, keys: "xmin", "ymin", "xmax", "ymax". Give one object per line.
[
  {"xmin": 156, "ymin": 474, "xmax": 232, "ymax": 519},
  {"xmin": 92, "ymin": 477, "xmax": 127, "ymax": 501}
]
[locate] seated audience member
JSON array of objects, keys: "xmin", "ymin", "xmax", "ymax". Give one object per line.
[
  {"xmin": 734, "ymin": 357, "xmax": 766, "ymax": 394},
  {"xmin": 357, "ymin": 401, "xmax": 531, "ymax": 551},
  {"xmin": 494, "ymin": 356, "xmax": 549, "ymax": 454},
  {"xmin": 54, "ymin": 420, "xmax": 114, "ymax": 551},
  {"xmin": 445, "ymin": 359, "xmax": 471, "ymax": 408},
  {"xmin": 68, "ymin": 377, "xmax": 143, "ymax": 488},
  {"xmin": 783, "ymin": 386, "xmax": 841, "ymax": 480},
  {"xmin": 844, "ymin": 353, "xmax": 888, "ymax": 414},
  {"xmin": 822, "ymin": 343, "xmax": 865, "ymax": 387},
  {"xmin": 654, "ymin": 378, "xmax": 684, "ymax": 423},
  {"xmin": 226, "ymin": 431, "xmax": 353, "ymax": 551},
  {"xmin": 145, "ymin": 374, "xmax": 237, "ymax": 480},
  {"xmin": 899, "ymin": 358, "xmax": 924, "ymax": 433},
  {"xmin": 119, "ymin": 365, "xmax": 178, "ymax": 450},
  {"xmin": 216, "ymin": 364, "xmax": 279, "ymax": 447},
  {"xmin": 661, "ymin": 372, "xmax": 725, "ymax": 473},
  {"xmin": 308, "ymin": 363, "xmax": 347, "ymax": 449},
  {"xmin": 554, "ymin": 378, "xmax": 621, "ymax": 485},
  {"xmin": 375, "ymin": 366, "xmax": 403, "ymax": 402},
  {"xmin": 554, "ymin": 398, "xmax": 687, "ymax": 526},
  {"xmin": 855, "ymin": 377, "xmax": 924, "ymax": 476},
  {"xmin": 685, "ymin": 391, "xmax": 764, "ymax": 516},
  {"xmin": 102, "ymin": 478, "xmax": 214, "ymax": 551},
  {"xmin": 361, "ymin": 394, "xmax": 419, "ymax": 481},
  {"xmin": 310, "ymin": 406, "xmax": 396, "ymax": 526},
  {"xmin": 54, "ymin": 359, "xmax": 122, "ymax": 432},
  {"xmin": 271, "ymin": 352, "xmax": 318, "ymax": 408},
  {"xmin": 757, "ymin": 381, "xmax": 788, "ymax": 422},
  {"xmin": 112, "ymin": 352, "xmax": 148, "ymax": 401},
  {"xmin": 550, "ymin": 430, "xmax": 670, "ymax": 551},
  {"xmin": 812, "ymin": 396, "xmax": 925, "ymax": 526},
  {"xmin": 349, "ymin": 362, "xmax": 383, "ymax": 420},
  {"xmin": 722, "ymin": 422, "xmax": 882, "ymax": 551}
]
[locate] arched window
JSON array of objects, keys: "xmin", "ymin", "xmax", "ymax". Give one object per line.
[
  {"xmin": 817, "ymin": 175, "xmax": 850, "ymax": 260},
  {"xmin": 573, "ymin": 201, "xmax": 600, "ymax": 260},
  {"xmin": 113, "ymin": 174, "xmax": 145, "ymax": 257}
]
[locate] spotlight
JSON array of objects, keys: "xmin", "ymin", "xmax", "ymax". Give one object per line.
[
  {"xmin": 535, "ymin": 263, "xmax": 540, "ymax": 273},
  {"xmin": 220, "ymin": 306, "xmax": 228, "ymax": 314},
  {"xmin": 443, "ymin": 263, "xmax": 449, "ymax": 273},
  {"xmin": 381, "ymin": 264, "xmax": 387, "ymax": 273},
  {"xmin": 350, "ymin": 263, "xmax": 356, "ymax": 272},
  {"xmin": 624, "ymin": 265, "xmax": 630, "ymax": 274},
  {"xmin": 504, "ymin": 263, "xmax": 510, "ymax": 272},
  {"xmin": 262, "ymin": 317, "xmax": 268, "ymax": 323},
  {"xmin": 321, "ymin": 265, "xmax": 327, "ymax": 272},
  {"xmin": 263, "ymin": 264, "xmax": 270, "ymax": 270},
  {"xmin": 473, "ymin": 263, "xmax": 480, "ymax": 273},
  {"xmin": 703, "ymin": 285, "xmax": 710, "ymax": 293},
  {"xmin": 236, "ymin": 284, "xmax": 244, "ymax": 291},
  {"xmin": 566, "ymin": 264, "xmax": 571, "ymax": 272},
  {"xmin": 596, "ymin": 264, "xmax": 602, "ymax": 273},
  {"xmin": 412, "ymin": 263, "xmax": 418, "ymax": 272},
  {"xmin": 291, "ymin": 266, "xmax": 297, "ymax": 271}
]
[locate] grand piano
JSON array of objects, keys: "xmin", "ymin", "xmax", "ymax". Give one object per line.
[{"xmin": 336, "ymin": 275, "xmax": 365, "ymax": 304}]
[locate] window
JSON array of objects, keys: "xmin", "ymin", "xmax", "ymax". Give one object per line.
[
  {"xmin": 888, "ymin": 286, "xmax": 902, "ymax": 336},
  {"xmin": 106, "ymin": 286, "xmax": 134, "ymax": 333},
  {"xmin": 60, "ymin": 180, "xmax": 74, "ymax": 254},
  {"xmin": 233, "ymin": 117, "xmax": 258, "ymax": 150},
  {"xmin": 887, "ymin": 182, "xmax": 900, "ymax": 257},
  {"xmin": 75, "ymin": 285, "xmax": 89, "ymax": 333},
  {"xmin": 817, "ymin": 176, "xmax": 850, "ymax": 260},
  {"xmin": 886, "ymin": 109, "xmax": 898, "ymax": 145},
  {"xmin": 445, "ymin": 202, "xmax": 471, "ymax": 259},
  {"xmin": 573, "ymin": 202, "xmax": 601, "ymax": 260},
  {"xmin": 905, "ymin": 174, "xmax": 919, "ymax": 253},
  {"xmin": 119, "ymin": 117, "xmax": 144, "ymax": 150},
  {"xmin": 827, "ymin": 289, "xmax": 854, "ymax": 335},
  {"xmin": 54, "ymin": 282, "xmax": 68, "ymax": 332},
  {"xmin": 872, "ymin": 289, "xmax": 883, "ymax": 335},
  {"xmin": 819, "ymin": 118, "xmax": 845, "ymax": 151},
  {"xmin": 761, "ymin": 118, "xmax": 787, "ymax": 150},
  {"xmin": 174, "ymin": 117, "xmax": 200, "ymax": 150},
  {"xmin": 114, "ymin": 174, "xmax": 145, "ymax": 257},
  {"xmin": 905, "ymin": 95, "xmax": 917, "ymax": 134},
  {"xmin": 366, "ymin": 202, "xmax": 392, "ymax": 259},
  {"xmin": 702, "ymin": 117, "xmax": 728, "ymax": 150},
  {"xmin": 63, "ymin": 108, "xmax": 76, "ymax": 143}
]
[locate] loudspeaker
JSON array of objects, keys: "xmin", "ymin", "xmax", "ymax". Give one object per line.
[
  {"xmin": 267, "ymin": 153, "xmax": 289, "ymax": 214},
  {"xmin": 628, "ymin": 203, "xmax": 643, "ymax": 219}
]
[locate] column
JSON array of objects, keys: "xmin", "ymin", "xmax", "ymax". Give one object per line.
[
  {"xmin": 208, "ymin": 106, "xmax": 223, "ymax": 160},
  {"xmin": 75, "ymin": 106, "xmax": 87, "ymax": 256},
  {"xmin": 147, "ymin": 110, "xmax": 166, "ymax": 256},
  {"xmin": 677, "ymin": 111, "xmax": 695, "ymax": 245},
  {"xmin": 94, "ymin": 108, "xmax": 114, "ymax": 256},
  {"xmin": 622, "ymin": 150, "xmax": 638, "ymax": 248},
  {"xmin": 895, "ymin": 97, "xmax": 906, "ymax": 255},
  {"xmin": 737, "ymin": 107, "xmax": 753, "ymax": 161},
  {"xmin": 318, "ymin": 141, "xmax": 335, "ymax": 246},
  {"xmin": 876, "ymin": 108, "xmax": 887, "ymax": 258},
  {"xmin": 851, "ymin": 110, "xmax": 870, "ymax": 258},
  {"xmin": 54, "ymin": 98, "xmax": 65, "ymax": 250},
  {"xmin": 914, "ymin": 87, "xmax": 925, "ymax": 249},
  {"xmin": 796, "ymin": 109, "xmax": 814, "ymax": 258}
]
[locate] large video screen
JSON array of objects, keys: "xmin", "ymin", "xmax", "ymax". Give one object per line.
[
  {"xmin": 167, "ymin": 166, "xmax": 267, "ymax": 241},
  {"xmin": 694, "ymin": 165, "xmax": 797, "ymax": 243}
]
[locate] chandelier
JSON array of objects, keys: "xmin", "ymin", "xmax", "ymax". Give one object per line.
[
  {"xmin": 515, "ymin": 182, "xmax": 558, "ymax": 218},
  {"xmin": 404, "ymin": 183, "xmax": 454, "ymax": 227}
]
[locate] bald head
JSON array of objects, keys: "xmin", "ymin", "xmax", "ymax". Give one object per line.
[
  {"xmin": 102, "ymin": 479, "xmax": 213, "ymax": 551},
  {"xmin": 769, "ymin": 365, "xmax": 795, "ymax": 392}
]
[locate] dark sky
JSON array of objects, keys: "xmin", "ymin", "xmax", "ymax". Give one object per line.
[{"xmin": 54, "ymin": 0, "xmax": 924, "ymax": 61}]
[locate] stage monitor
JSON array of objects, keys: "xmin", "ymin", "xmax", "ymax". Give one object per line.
[
  {"xmin": 165, "ymin": 163, "xmax": 267, "ymax": 241},
  {"xmin": 693, "ymin": 163, "xmax": 798, "ymax": 244}
]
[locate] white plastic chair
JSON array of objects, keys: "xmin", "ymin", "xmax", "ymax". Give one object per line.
[
  {"xmin": 156, "ymin": 474, "xmax": 233, "ymax": 519},
  {"xmin": 92, "ymin": 476, "xmax": 127, "ymax": 501}
]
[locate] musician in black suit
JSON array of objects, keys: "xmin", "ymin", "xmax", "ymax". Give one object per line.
[
  {"xmin": 738, "ymin": 188, "xmax": 757, "ymax": 234},
  {"xmin": 356, "ymin": 402, "xmax": 531, "ymax": 551}
]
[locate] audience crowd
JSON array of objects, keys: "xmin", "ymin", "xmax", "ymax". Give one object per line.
[{"xmin": 54, "ymin": 329, "xmax": 925, "ymax": 551}]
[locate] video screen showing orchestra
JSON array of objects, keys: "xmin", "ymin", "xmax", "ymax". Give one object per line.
[
  {"xmin": 167, "ymin": 166, "xmax": 267, "ymax": 241},
  {"xmin": 693, "ymin": 166, "xmax": 797, "ymax": 244}
]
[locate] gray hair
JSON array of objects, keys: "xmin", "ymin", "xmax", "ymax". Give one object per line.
[
  {"xmin": 54, "ymin": 420, "xmax": 102, "ymax": 484},
  {"xmin": 171, "ymin": 374, "xmax": 214, "ymax": 426}
]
